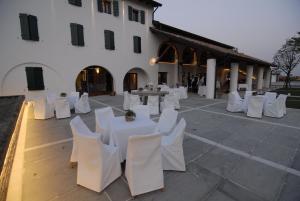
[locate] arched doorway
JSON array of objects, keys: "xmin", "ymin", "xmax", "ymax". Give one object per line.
[
  {"xmin": 157, "ymin": 43, "xmax": 178, "ymax": 63},
  {"xmin": 123, "ymin": 68, "xmax": 149, "ymax": 91},
  {"xmin": 75, "ymin": 66, "xmax": 113, "ymax": 96}
]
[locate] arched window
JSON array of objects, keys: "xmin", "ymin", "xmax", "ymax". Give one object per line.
[
  {"xmin": 157, "ymin": 43, "xmax": 178, "ymax": 63},
  {"xmin": 182, "ymin": 47, "xmax": 197, "ymax": 65}
]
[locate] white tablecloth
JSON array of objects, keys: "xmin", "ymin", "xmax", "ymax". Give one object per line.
[{"xmin": 109, "ymin": 116, "xmax": 157, "ymax": 162}]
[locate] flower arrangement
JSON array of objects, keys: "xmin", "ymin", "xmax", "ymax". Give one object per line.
[
  {"xmin": 125, "ymin": 110, "xmax": 136, "ymax": 122},
  {"xmin": 60, "ymin": 92, "xmax": 67, "ymax": 97}
]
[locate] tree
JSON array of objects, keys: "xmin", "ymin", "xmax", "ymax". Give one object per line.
[{"xmin": 273, "ymin": 33, "xmax": 300, "ymax": 88}]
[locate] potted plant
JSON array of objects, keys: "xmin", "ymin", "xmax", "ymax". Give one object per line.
[{"xmin": 125, "ymin": 110, "xmax": 136, "ymax": 122}]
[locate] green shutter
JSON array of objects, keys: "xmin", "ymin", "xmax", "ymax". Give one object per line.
[
  {"xmin": 28, "ymin": 15, "xmax": 39, "ymax": 41},
  {"xmin": 104, "ymin": 30, "xmax": 110, "ymax": 49},
  {"xmin": 140, "ymin": 10, "xmax": 145, "ymax": 24},
  {"xmin": 113, "ymin": 1, "xmax": 119, "ymax": 16},
  {"xmin": 107, "ymin": 2, "xmax": 112, "ymax": 14},
  {"xmin": 69, "ymin": 0, "xmax": 82, "ymax": 7},
  {"xmin": 128, "ymin": 6, "xmax": 132, "ymax": 21},
  {"xmin": 110, "ymin": 31, "xmax": 115, "ymax": 50},
  {"xmin": 25, "ymin": 67, "xmax": 44, "ymax": 90},
  {"xmin": 133, "ymin": 36, "xmax": 141, "ymax": 53},
  {"xmin": 19, "ymin": 14, "xmax": 30, "ymax": 40},
  {"xmin": 97, "ymin": 0, "xmax": 103, "ymax": 12},
  {"xmin": 77, "ymin": 24, "xmax": 84, "ymax": 46},
  {"xmin": 70, "ymin": 23, "xmax": 78, "ymax": 46}
]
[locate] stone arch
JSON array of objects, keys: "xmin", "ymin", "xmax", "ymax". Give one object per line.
[
  {"xmin": 123, "ymin": 67, "xmax": 149, "ymax": 91},
  {"xmin": 182, "ymin": 47, "xmax": 197, "ymax": 65},
  {"xmin": 157, "ymin": 42, "xmax": 178, "ymax": 64},
  {"xmin": 75, "ymin": 65, "xmax": 114, "ymax": 96}
]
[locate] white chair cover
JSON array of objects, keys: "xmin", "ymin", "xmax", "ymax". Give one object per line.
[
  {"xmin": 71, "ymin": 116, "xmax": 121, "ymax": 192},
  {"xmin": 68, "ymin": 91, "xmax": 79, "ymax": 110},
  {"xmin": 198, "ymin": 86, "xmax": 207, "ymax": 97},
  {"xmin": 95, "ymin": 107, "xmax": 114, "ymax": 144},
  {"xmin": 264, "ymin": 94, "xmax": 287, "ymax": 118},
  {"xmin": 179, "ymin": 86, "xmax": 188, "ymax": 99},
  {"xmin": 161, "ymin": 118, "xmax": 186, "ymax": 171},
  {"xmin": 33, "ymin": 98, "xmax": 54, "ymax": 119},
  {"xmin": 160, "ymin": 85, "xmax": 170, "ymax": 93},
  {"xmin": 125, "ymin": 134, "xmax": 164, "ymax": 196},
  {"xmin": 75, "ymin": 93, "xmax": 91, "ymax": 114},
  {"xmin": 54, "ymin": 98, "xmax": 71, "ymax": 119},
  {"xmin": 147, "ymin": 95, "xmax": 159, "ymax": 115},
  {"xmin": 132, "ymin": 105, "xmax": 150, "ymax": 119},
  {"xmin": 161, "ymin": 93, "xmax": 180, "ymax": 111},
  {"xmin": 247, "ymin": 96, "xmax": 264, "ymax": 118},
  {"xmin": 242, "ymin": 91, "xmax": 253, "ymax": 112},
  {"xmin": 46, "ymin": 92, "xmax": 58, "ymax": 109},
  {"xmin": 155, "ymin": 108, "xmax": 178, "ymax": 135},
  {"xmin": 281, "ymin": 94, "xmax": 288, "ymax": 115},
  {"xmin": 226, "ymin": 91, "xmax": 243, "ymax": 112},
  {"xmin": 129, "ymin": 94, "xmax": 141, "ymax": 110},
  {"xmin": 123, "ymin": 91, "xmax": 130, "ymax": 110},
  {"xmin": 263, "ymin": 92, "xmax": 277, "ymax": 108}
]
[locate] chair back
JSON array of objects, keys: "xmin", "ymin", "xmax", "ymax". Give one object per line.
[
  {"xmin": 129, "ymin": 94, "xmax": 141, "ymax": 110},
  {"xmin": 278, "ymin": 94, "xmax": 288, "ymax": 112},
  {"xmin": 167, "ymin": 118, "xmax": 186, "ymax": 144},
  {"xmin": 147, "ymin": 96, "xmax": 159, "ymax": 115},
  {"xmin": 156, "ymin": 108, "xmax": 178, "ymax": 134},
  {"xmin": 69, "ymin": 91, "xmax": 79, "ymax": 109},
  {"xmin": 264, "ymin": 92, "xmax": 277, "ymax": 105},
  {"xmin": 55, "ymin": 98, "xmax": 71, "ymax": 119},
  {"xmin": 95, "ymin": 107, "xmax": 114, "ymax": 143},
  {"xmin": 46, "ymin": 92, "xmax": 58, "ymax": 105},
  {"xmin": 123, "ymin": 91, "xmax": 130, "ymax": 110},
  {"xmin": 75, "ymin": 92, "xmax": 91, "ymax": 113},
  {"xmin": 132, "ymin": 105, "xmax": 150, "ymax": 119}
]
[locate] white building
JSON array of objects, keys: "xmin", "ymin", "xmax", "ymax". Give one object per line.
[{"xmin": 0, "ymin": 0, "xmax": 272, "ymax": 100}]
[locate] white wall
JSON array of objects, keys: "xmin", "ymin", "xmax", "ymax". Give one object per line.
[{"xmin": 0, "ymin": 0, "xmax": 161, "ymax": 98}]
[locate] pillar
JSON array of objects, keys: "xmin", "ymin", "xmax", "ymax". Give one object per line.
[
  {"xmin": 230, "ymin": 63, "xmax": 239, "ymax": 92},
  {"xmin": 257, "ymin": 67, "xmax": 264, "ymax": 90},
  {"xmin": 246, "ymin": 65, "xmax": 253, "ymax": 91},
  {"xmin": 264, "ymin": 68, "xmax": 271, "ymax": 88},
  {"xmin": 206, "ymin": 58, "xmax": 216, "ymax": 99}
]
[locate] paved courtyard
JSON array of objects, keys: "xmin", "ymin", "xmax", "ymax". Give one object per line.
[{"xmin": 22, "ymin": 94, "xmax": 300, "ymax": 201}]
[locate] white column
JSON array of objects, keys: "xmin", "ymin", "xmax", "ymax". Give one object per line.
[
  {"xmin": 246, "ymin": 65, "xmax": 253, "ymax": 91},
  {"xmin": 206, "ymin": 58, "xmax": 216, "ymax": 99},
  {"xmin": 257, "ymin": 67, "xmax": 264, "ymax": 90},
  {"xmin": 230, "ymin": 63, "xmax": 239, "ymax": 92},
  {"xmin": 264, "ymin": 68, "xmax": 271, "ymax": 88}
]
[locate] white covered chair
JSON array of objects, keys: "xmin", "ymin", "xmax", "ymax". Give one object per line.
[
  {"xmin": 247, "ymin": 95, "xmax": 264, "ymax": 118},
  {"xmin": 264, "ymin": 94, "xmax": 287, "ymax": 118},
  {"xmin": 155, "ymin": 108, "xmax": 178, "ymax": 135},
  {"xmin": 46, "ymin": 92, "xmax": 58, "ymax": 110},
  {"xmin": 54, "ymin": 98, "xmax": 71, "ymax": 119},
  {"xmin": 198, "ymin": 86, "xmax": 207, "ymax": 97},
  {"xmin": 161, "ymin": 93, "xmax": 180, "ymax": 111},
  {"xmin": 226, "ymin": 91, "xmax": 243, "ymax": 112},
  {"xmin": 242, "ymin": 91, "xmax": 253, "ymax": 112},
  {"xmin": 132, "ymin": 105, "xmax": 150, "ymax": 119},
  {"xmin": 75, "ymin": 93, "xmax": 91, "ymax": 114},
  {"xmin": 129, "ymin": 94, "xmax": 142, "ymax": 110},
  {"xmin": 70, "ymin": 116, "xmax": 121, "ymax": 192},
  {"xmin": 125, "ymin": 134, "xmax": 164, "ymax": 196},
  {"xmin": 161, "ymin": 118, "xmax": 186, "ymax": 171},
  {"xmin": 147, "ymin": 95, "xmax": 159, "ymax": 115},
  {"xmin": 68, "ymin": 91, "xmax": 79, "ymax": 110},
  {"xmin": 33, "ymin": 97, "xmax": 54, "ymax": 119},
  {"xmin": 95, "ymin": 107, "xmax": 115, "ymax": 144},
  {"xmin": 123, "ymin": 91, "xmax": 130, "ymax": 110},
  {"xmin": 263, "ymin": 92, "xmax": 277, "ymax": 108},
  {"xmin": 179, "ymin": 86, "xmax": 188, "ymax": 99}
]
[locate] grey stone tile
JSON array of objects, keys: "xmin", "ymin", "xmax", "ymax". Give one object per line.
[
  {"xmin": 105, "ymin": 177, "xmax": 131, "ymax": 201},
  {"xmin": 264, "ymin": 131, "xmax": 300, "ymax": 150},
  {"xmin": 193, "ymin": 148, "xmax": 244, "ymax": 178},
  {"xmin": 183, "ymin": 136, "xmax": 214, "ymax": 163},
  {"xmin": 205, "ymin": 190, "xmax": 235, "ymax": 201},
  {"xmin": 291, "ymin": 150, "xmax": 300, "ymax": 171},
  {"xmin": 228, "ymin": 159, "xmax": 287, "ymax": 201},
  {"xmin": 252, "ymin": 142, "xmax": 296, "ymax": 167},
  {"xmin": 49, "ymin": 188, "xmax": 109, "ymax": 201},
  {"xmin": 278, "ymin": 174, "xmax": 300, "ymax": 201},
  {"xmin": 221, "ymin": 136, "xmax": 260, "ymax": 154}
]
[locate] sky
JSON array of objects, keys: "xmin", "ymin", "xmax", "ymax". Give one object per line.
[{"xmin": 154, "ymin": 0, "xmax": 300, "ymax": 75}]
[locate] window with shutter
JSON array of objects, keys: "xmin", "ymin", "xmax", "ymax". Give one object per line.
[
  {"xmin": 132, "ymin": 9, "xmax": 139, "ymax": 22},
  {"xmin": 113, "ymin": 1, "xmax": 119, "ymax": 16},
  {"xmin": 25, "ymin": 67, "xmax": 45, "ymax": 91},
  {"xmin": 133, "ymin": 36, "xmax": 141, "ymax": 53},
  {"xmin": 97, "ymin": 0, "xmax": 103, "ymax": 12},
  {"xmin": 104, "ymin": 30, "xmax": 115, "ymax": 50},
  {"xmin": 128, "ymin": 6, "xmax": 133, "ymax": 21},
  {"xmin": 140, "ymin": 10, "xmax": 145, "ymax": 24},
  {"xmin": 70, "ymin": 23, "xmax": 84, "ymax": 47},
  {"xmin": 19, "ymin": 13, "xmax": 39, "ymax": 41},
  {"xmin": 68, "ymin": 0, "xmax": 82, "ymax": 7}
]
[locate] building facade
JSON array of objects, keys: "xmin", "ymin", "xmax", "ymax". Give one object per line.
[{"xmin": 0, "ymin": 0, "xmax": 272, "ymax": 100}]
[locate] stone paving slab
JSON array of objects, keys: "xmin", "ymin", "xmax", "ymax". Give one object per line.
[{"xmin": 20, "ymin": 94, "xmax": 300, "ymax": 201}]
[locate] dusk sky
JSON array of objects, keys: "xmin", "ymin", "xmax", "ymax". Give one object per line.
[{"xmin": 154, "ymin": 0, "xmax": 300, "ymax": 75}]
